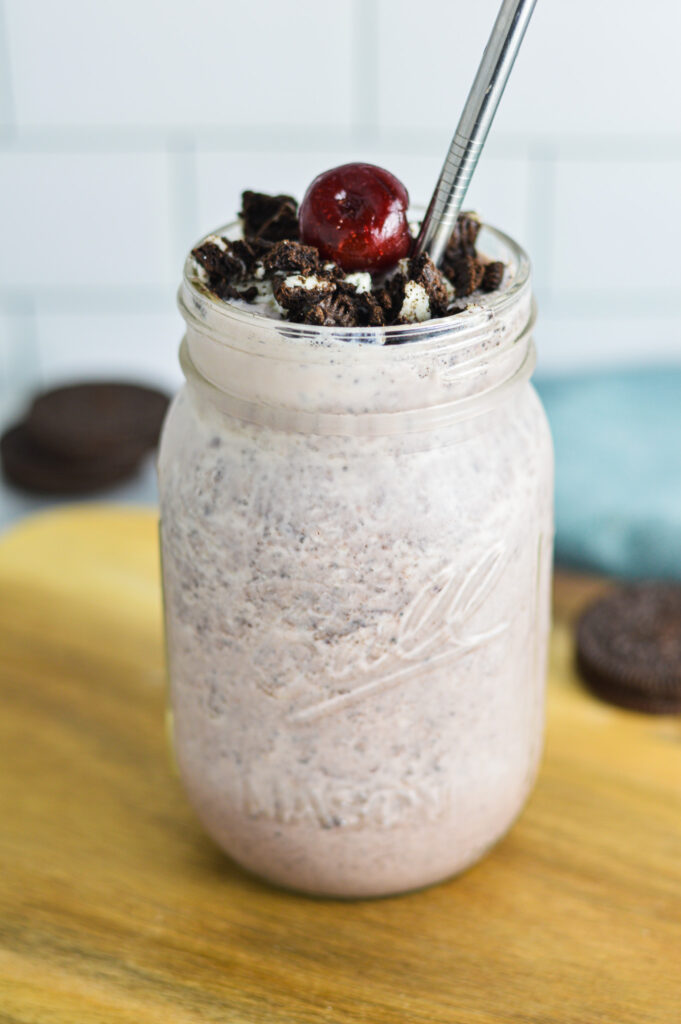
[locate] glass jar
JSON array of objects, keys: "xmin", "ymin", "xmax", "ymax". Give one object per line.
[{"xmin": 159, "ymin": 224, "xmax": 554, "ymax": 898}]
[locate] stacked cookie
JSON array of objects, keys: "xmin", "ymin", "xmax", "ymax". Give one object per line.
[{"xmin": 1, "ymin": 382, "xmax": 170, "ymax": 495}]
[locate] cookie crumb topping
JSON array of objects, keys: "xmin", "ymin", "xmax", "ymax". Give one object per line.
[{"xmin": 190, "ymin": 190, "xmax": 506, "ymax": 329}]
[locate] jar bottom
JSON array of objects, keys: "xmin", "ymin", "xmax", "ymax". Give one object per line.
[{"xmin": 182, "ymin": 768, "xmax": 541, "ymax": 900}]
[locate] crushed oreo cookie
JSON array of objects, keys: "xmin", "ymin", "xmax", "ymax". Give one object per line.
[
  {"xmin": 190, "ymin": 192, "xmax": 506, "ymax": 328},
  {"xmin": 445, "ymin": 251, "xmax": 485, "ymax": 298},
  {"xmin": 241, "ymin": 191, "xmax": 299, "ymax": 243},
  {"xmin": 481, "ymin": 261, "xmax": 505, "ymax": 293},
  {"xmin": 446, "ymin": 211, "xmax": 482, "ymax": 254},
  {"xmin": 264, "ymin": 239, "xmax": 320, "ymax": 276},
  {"xmin": 301, "ymin": 293, "xmax": 358, "ymax": 327},
  {"xmin": 274, "ymin": 273, "xmax": 336, "ymax": 314}
]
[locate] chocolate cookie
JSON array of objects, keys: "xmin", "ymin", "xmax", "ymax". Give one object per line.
[
  {"xmin": 576, "ymin": 582, "xmax": 681, "ymax": 713},
  {"xmin": 240, "ymin": 191, "xmax": 299, "ymax": 243},
  {"xmin": 26, "ymin": 382, "xmax": 170, "ymax": 460},
  {"xmin": 0, "ymin": 421, "xmax": 146, "ymax": 495}
]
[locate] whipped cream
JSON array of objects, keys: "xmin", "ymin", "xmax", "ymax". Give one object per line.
[
  {"xmin": 283, "ymin": 274, "xmax": 335, "ymax": 293},
  {"xmin": 343, "ymin": 272, "xmax": 372, "ymax": 295},
  {"xmin": 398, "ymin": 280, "xmax": 431, "ymax": 323}
]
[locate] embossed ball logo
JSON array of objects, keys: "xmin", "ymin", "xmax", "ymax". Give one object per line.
[{"xmin": 250, "ymin": 543, "xmax": 510, "ymax": 723}]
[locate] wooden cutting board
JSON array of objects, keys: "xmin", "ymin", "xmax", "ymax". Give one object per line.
[{"xmin": 0, "ymin": 507, "xmax": 679, "ymax": 1024}]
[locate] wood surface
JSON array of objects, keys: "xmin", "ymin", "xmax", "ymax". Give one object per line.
[{"xmin": 0, "ymin": 506, "xmax": 679, "ymax": 1024}]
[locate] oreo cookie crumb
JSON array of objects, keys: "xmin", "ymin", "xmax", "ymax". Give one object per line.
[
  {"xmin": 373, "ymin": 286, "xmax": 397, "ymax": 318},
  {"xmin": 388, "ymin": 272, "xmax": 407, "ymax": 318},
  {"xmin": 191, "ymin": 192, "xmax": 507, "ymax": 329},
  {"xmin": 447, "ymin": 211, "xmax": 482, "ymax": 255},
  {"xmin": 356, "ymin": 292, "xmax": 387, "ymax": 327},
  {"xmin": 274, "ymin": 274, "xmax": 337, "ymax": 313},
  {"xmin": 406, "ymin": 253, "xmax": 450, "ymax": 317},
  {"xmin": 192, "ymin": 237, "xmax": 246, "ymax": 284},
  {"xmin": 297, "ymin": 293, "xmax": 359, "ymax": 327},
  {"xmin": 241, "ymin": 191, "xmax": 299, "ymax": 243},
  {"xmin": 263, "ymin": 240, "xmax": 320, "ymax": 276},
  {"xmin": 445, "ymin": 252, "xmax": 486, "ymax": 297},
  {"xmin": 481, "ymin": 261, "xmax": 504, "ymax": 293}
]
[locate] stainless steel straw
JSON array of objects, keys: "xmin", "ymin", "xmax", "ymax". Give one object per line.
[{"xmin": 413, "ymin": 0, "xmax": 537, "ymax": 267}]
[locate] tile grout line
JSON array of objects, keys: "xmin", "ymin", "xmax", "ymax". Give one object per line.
[
  {"xmin": 0, "ymin": 0, "xmax": 16, "ymax": 135},
  {"xmin": 351, "ymin": 0, "xmax": 380, "ymax": 146},
  {"xmin": 3, "ymin": 293, "xmax": 41, "ymax": 404},
  {"xmin": 4, "ymin": 124, "xmax": 681, "ymax": 160},
  {"xmin": 166, "ymin": 133, "xmax": 200, "ymax": 283},
  {"xmin": 526, "ymin": 141, "xmax": 556, "ymax": 304},
  {"xmin": 0, "ymin": 288, "xmax": 175, "ymax": 318}
]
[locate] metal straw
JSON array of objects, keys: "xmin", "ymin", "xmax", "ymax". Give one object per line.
[{"xmin": 413, "ymin": 0, "xmax": 537, "ymax": 267}]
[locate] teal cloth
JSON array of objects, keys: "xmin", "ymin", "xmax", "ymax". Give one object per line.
[{"xmin": 535, "ymin": 368, "xmax": 681, "ymax": 580}]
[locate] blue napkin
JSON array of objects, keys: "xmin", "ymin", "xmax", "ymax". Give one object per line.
[{"xmin": 535, "ymin": 367, "xmax": 681, "ymax": 580}]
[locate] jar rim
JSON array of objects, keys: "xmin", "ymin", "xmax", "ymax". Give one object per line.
[{"xmin": 178, "ymin": 221, "xmax": 531, "ymax": 360}]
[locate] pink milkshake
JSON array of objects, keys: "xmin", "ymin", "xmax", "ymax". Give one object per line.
[{"xmin": 158, "ymin": 175, "xmax": 553, "ymax": 897}]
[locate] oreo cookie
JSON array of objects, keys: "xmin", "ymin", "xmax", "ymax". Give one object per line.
[
  {"xmin": 240, "ymin": 191, "xmax": 299, "ymax": 243},
  {"xmin": 576, "ymin": 582, "xmax": 681, "ymax": 714},
  {"xmin": 447, "ymin": 211, "xmax": 482, "ymax": 253},
  {"xmin": 481, "ymin": 260, "xmax": 504, "ymax": 293},
  {"xmin": 405, "ymin": 253, "xmax": 451, "ymax": 317},
  {"xmin": 274, "ymin": 273, "xmax": 337, "ymax": 314},
  {"xmin": 263, "ymin": 240, "xmax": 320, "ymax": 277},
  {"xmin": 193, "ymin": 189, "xmax": 506, "ymax": 327},
  {"xmin": 0, "ymin": 421, "xmax": 145, "ymax": 495},
  {"xmin": 444, "ymin": 251, "xmax": 485, "ymax": 298},
  {"xmin": 26, "ymin": 382, "xmax": 170, "ymax": 460}
]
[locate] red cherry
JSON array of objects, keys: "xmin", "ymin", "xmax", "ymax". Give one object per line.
[{"xmin": 298, "ymin": 163, "xmax": 411, "ymax": 274}]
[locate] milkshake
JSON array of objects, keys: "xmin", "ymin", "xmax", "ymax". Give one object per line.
[{"xmin": 158, "ymin": 167, "xmax": 554, "ymax": 897}]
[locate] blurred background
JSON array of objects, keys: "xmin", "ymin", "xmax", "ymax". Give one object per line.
[{"xmin": 1, "ymin": 0, "xmax": 680, "ymax": 571}]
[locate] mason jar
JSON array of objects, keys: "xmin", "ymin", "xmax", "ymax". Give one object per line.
[{"xmin": 158, "ymin": 224, "xmax": 554, "ymax": 898}]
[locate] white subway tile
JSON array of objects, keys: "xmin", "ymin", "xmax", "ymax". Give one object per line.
[
  {"xmin": 377, "ymin": 0, "xmax": 681, "ymax": 136},
  {"xmin": 0, "ymin": 312, "xmax": 13, "ymax": 398},
  {"xmin": 0, "ymin": 310, "xmax": 40, "ymax": 423},
  {"xmin": 535, "ymin": 312, "xmax": 681, "ymax": 374},
  {"xmin": 34, "ymin": 310, "xmax": 184, "ymax": 391},
  {"xmin": 551, "ymin": 159, "xmax": 681, "ymax": 292},
  {"xmin": 195, "ymin": 148, "xmax": 530, "ymax": 247},
  {"xmin": 6, "ymin": 0, "xmax": 354, "ymax": 129},
  {"xmin": 377, "ymin": 0, "xmax": 496, "ymax": 135},
  {"xmin": 0, "ymin": 152, "xmax": 173, "ymax": 288},
  {"xmin": 460, "ymin": 156, "xmax": 531, "ymax": 251}
]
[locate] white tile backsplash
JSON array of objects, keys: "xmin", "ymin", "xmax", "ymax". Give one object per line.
[
  {"xmin": 5, "ymin": 0, "xmax": 355, "ymax": 129},
  {"xmin": 0, "ymin": 152, "xmax": 174, "ymax": 289},
  {"xmin": 377, "ymin": 0, "xmax": 501, "ymax": 137},
  {"xmin": 461, "ymin": 156, "xmax": 532, "ymax": 253},
  {"xmin": 0, "ymin": 308, "xmax": 40, "ymax": 424},
  {"xmin": 2, "ymin": 0, "xmax": 681, "ymax": 392},
  {"xmin": 551, "ymin": 159, "xmax": 681, "ymax": 293},
  {"xmin": 536, "ymin": 311, "xmax": 681, "ymax": 374},
  {"xmin": 377, "ymin": 0, "xmax": 681, "ymax": 137},
  {"xmin": 496, "ymin": 2, "xmax": 681, "ymax": 137},
  {"xmin": 34, "ymin": 310, "xmax": 184, "ymax": 391}
]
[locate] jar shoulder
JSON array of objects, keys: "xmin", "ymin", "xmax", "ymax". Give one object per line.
[{"xmin": 158, "ymin": 382, "xmax": 553, "ymax": 552}]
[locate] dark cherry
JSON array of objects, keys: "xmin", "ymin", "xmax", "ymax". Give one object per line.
[{"xmin": 298, "ymin": 163, "xmax": 411, "ymax": 274}]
